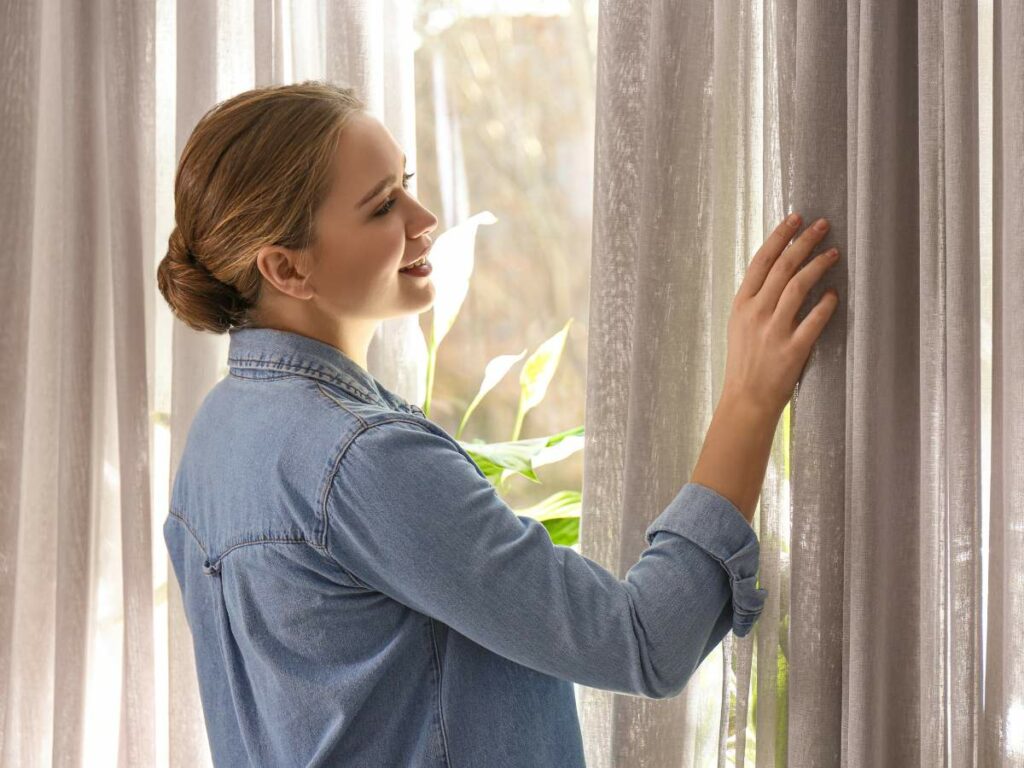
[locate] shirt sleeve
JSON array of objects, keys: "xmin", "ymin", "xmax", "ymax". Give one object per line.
[{"xmin": 323, "ymin": 417, "xmax": 768, "ymax": 700}]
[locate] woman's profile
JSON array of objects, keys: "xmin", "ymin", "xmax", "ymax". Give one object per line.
[{"xmin": 158, "ymin": 81, "xmax": 837, "ymax": 767}]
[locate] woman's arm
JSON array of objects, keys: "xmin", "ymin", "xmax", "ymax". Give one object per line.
[
  {"xmin": 322, "ymin": 416, "xmax": 766, "ymax": 700},
  {"xmin": 691, "ymin": 391, "xmax": 778, "ymax": 524}
]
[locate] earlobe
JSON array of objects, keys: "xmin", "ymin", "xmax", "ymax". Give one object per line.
[{"xmin": 293, "ymin": 274, "xmax": 316, "ymax": 300}]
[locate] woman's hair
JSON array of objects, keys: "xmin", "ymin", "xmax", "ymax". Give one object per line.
[{"xmin": 157, "ymin": 80, "xmax": 366, "ymax": 334}]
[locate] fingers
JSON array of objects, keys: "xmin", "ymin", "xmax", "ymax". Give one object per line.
[
  {"xmin": 737, "ymin": 213, "xmax": 803, "ymax": 301},
  {"xmin": 791, "ymin": 288, "xmax": 840, "ymax": 352},
  {"xmin": 758, "ymin": 217, "xmax": 833, "ymax": 310},
  {"xmin": 774, "ymin": 246, "xmax": 840, "ymax": 328}
]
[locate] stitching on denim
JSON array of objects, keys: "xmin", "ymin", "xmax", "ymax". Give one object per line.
[
  {"xmin": 168, "ymin": 509, "xmax": 209, "ymax": 557},
  {"xmin": 318, "ymin": 417, "xmax": 430, "ymax": 533},
  {"xmin": 314, "ymin": 382, "xmax": 370, "ymax": 429},
  {"xmin": 317, "ymin": 417, "xmax": 440, "ymax": 581},
  {"xmin": 227, "ymin": 356, "xmax": 379, "ymax": 404},
  {"xmin": 210, "ymin": 537, "xmax": 314, "ymax": 568},
  {"xmin": 427, "ymin": 619, "xmax": 454, "ymax": 767},
  {"xmin": 227, "ymin": 370, "xmax": 305, "ymax": 381},
  {"xmin": 313, "ymin": 380, "xmax": 368, "ymax": 553}
]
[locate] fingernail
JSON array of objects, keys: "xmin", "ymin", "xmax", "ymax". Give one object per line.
[
  {"xmin": 787, "ymin": 213, "xmax": 800, "ymax": 226},
  {"xmin": 815, "ymin": 218, "xmax": 829, "ymax": 231}
]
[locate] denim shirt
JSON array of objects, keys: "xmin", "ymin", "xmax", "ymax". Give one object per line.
[{"xmin": 163, "ymin": 326, "xmax": 768, "ymax": 768}]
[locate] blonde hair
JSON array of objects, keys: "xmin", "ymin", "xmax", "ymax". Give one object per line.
[{"xmin": 157, "ymin": 80, "xmax": 366, "ymax": 334}]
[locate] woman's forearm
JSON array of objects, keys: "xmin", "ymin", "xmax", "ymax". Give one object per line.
[{"xmin": 689, "ymin": 392, "xmax": 780, "ymax": 525}]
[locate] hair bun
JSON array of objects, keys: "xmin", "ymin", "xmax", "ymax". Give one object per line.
[
  {"xmin": 157, "ymin": 226, "xmax": 250, "ymax": 334},
  {"xmin": 168, "ymin": 226, "xmax": 194, "ymax": 265}
]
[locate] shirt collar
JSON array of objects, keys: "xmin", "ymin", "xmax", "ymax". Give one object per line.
[{"xmin": 226, "ymin": 326, "xmax": 423, "ymax": 415}]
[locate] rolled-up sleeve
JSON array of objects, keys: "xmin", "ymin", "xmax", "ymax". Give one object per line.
[{"xmin": 324, "ymin": 417, "xmax": 768, "ymax": 700}]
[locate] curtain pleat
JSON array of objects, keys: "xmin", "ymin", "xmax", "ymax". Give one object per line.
[
  {"xmin": 1, "ymin": 0, "xmax": 1020, "ymax": 765},
  {"xmin": 984, "ymin": 0, "xmax": 1024, "ymax": 765},
  {"xmin": 582, "ymin": 0, "xmax": 1016, "ymax": 766},
  {"xmin": 1, "ymin": 1, "xmax": 48, "ymax": 765}
]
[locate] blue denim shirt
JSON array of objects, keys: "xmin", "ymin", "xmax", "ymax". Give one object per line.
[{"xmin": 164, "ymin": 327, "xmax": 768, "ymax": 767}]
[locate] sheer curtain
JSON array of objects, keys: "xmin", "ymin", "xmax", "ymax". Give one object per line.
[
  {"xmin": 579, "ymin": 0, "xmax": 1021, "ymax": 766},
  {"xmin": 1, "ymin": 0, "xmax": 420, "ymax": 765},
  {"xmin": 2, "ymin": 0, "xmax": 1021, "ymax": 767}
]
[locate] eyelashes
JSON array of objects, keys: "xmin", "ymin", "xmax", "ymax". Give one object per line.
[{"xmin": 373, "ymin": 172, "xmax": 415, "ymax": 217}]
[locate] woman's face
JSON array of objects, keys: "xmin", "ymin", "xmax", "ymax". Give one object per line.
[{"xmin": 302, "ymin": 111, "xmax": 439, "ymax": 321}]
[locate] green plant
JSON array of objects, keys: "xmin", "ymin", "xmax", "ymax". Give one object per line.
[{"xmin": 414, "ymin": 212, "xmax": 584, "ymax": 546}]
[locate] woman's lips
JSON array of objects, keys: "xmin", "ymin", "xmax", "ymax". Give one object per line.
[{"xmin": 398, "ymin": 244, "xmax": 432, "ymax": 271}]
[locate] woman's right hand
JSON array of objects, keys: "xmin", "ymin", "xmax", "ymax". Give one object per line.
[{"xmin": 720, "ymin": 213, "xmax": 841, "ymax": 421}]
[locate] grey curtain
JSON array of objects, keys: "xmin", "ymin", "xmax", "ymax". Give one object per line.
[
  {"xmin": 2, "ymin": 0, "xmax": 1021, "ymax": 766},
  {"xmin": 579, "ymin": 0, "xmax": 1021, "ymax": 766}
]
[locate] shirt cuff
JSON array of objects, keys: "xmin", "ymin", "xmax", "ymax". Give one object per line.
[{"xmin": 645, "ymin": 481, "xmax": 769, "ymax": 638}]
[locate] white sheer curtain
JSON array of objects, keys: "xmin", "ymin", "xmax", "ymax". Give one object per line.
[
  {"xmin": 579, "ymin": 0, "xmax": 1021, "ymax": 766},
  {"xmin": 2, "ymin": 0, "xmax": 1021, "ymax": 766}
]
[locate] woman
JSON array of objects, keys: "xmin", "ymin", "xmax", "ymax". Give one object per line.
[{"xmin": 157, "ymin": 81, "xmax": 840, "ymax": 767}]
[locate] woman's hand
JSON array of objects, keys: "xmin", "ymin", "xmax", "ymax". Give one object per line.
[
  {"xmin": 691, "ymin": 213, "xmax": 841, "ymax": 522},
  {"xmin": 721, "ymin": 213, "xmax": 841, "ymax": 421}
]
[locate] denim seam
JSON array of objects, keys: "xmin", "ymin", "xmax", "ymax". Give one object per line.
[
  {"xmin": 167, "ymin": 509, "xmax": 209, "ymax": 557},
  {"xmin": 427, "ymin": 619, "xmax": 454, "ymax": 767},
  {"xmin": 227, "ymin": 371, "xmax": 306, "ymax": 382},
  {"xmin": 313, "ymin": 382, "xmax": 371, "ymax": 429},
  {"xmin": 227, "ymin": 356, "xmax": 380, "ymax": 405},
  {"xmin": 208, "ymin": 538, "xmax": 322, "ymax": 572},
  {"xmin": 168, "ymin": 506, "xmax": 339, "ymax": 572},
  {"xmin": 316, "ymin": 418, "xmax": 421, "ymax": 585},
  {"xmin": 316, "ymin": 416, "xmax": 459, "ymax": 767},
  {"xmin": 319, "ymin": 416, "xmax": 439, "ymax": 545}
]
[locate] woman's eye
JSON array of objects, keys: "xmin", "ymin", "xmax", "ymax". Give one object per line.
[{"xmin": 373, "ymin": 172, "xmax": 415, "ymax": 217}]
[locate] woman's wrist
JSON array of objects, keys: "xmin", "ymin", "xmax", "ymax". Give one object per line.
[{"xmin": 690, "ymin": 389, "xmax": 781, "ymax": 524}]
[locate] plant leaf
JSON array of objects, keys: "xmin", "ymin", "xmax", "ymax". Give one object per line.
[
  {"xmin": 430, "ymin": 211, "xmax": 498, "ymax": 349},
  {"xmin": 459, "ymin": 427, "xmax": 582, "ymax": 486},
  {"xmin": 515, "ymin": 490, "xmax": 581, "ymax": 522},
  {"xmin": 531, "ymin": 430, "xmax": 584, "ymax": 469},
  {"xmin": 539, "ymin": 517, "xmax": 579, "ymax": 547},
  {"xmin": 457, "ymin": 349, "xmax": 527, "ymax": 439},
  {"xmin": 519, "ymin": 318, "xmax": 573, "ymax": 417}
]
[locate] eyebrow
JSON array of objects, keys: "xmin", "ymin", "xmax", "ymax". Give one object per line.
[{"xmin": 356, "ymin": 153, "xmax": 408, "ymax": 210}]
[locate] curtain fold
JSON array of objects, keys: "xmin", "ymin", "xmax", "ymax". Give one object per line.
[
  {"xmin": 581, "ymin": 0, "xmax": 1017, "ymax": 765},
  {"xmin": 984, "ymin": 0, "xmax": 1024, "ymax": 764},
  {"xmin": 1, "ymin": 0, "xmax": 1020, "ymax": 765}
]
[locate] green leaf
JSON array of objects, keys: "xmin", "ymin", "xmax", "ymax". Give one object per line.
[
  {"xmin": 459, "ymin": 426, "xmax": 585, "ymax": 487},
  {"xmin": 776, "ymin": 642, "xmax": 789, "ymax": 766},
  {"xmin": 515, "ymin": 490, "xmax": 581, "ymax": 522},
  {"xmin": 783, "ymin": 400, "xmax": 791, "ymax": 479},
  {"xmin": 530, "ymin": 427, "xmax": 584, "ymax": 469},
  {"xmin": 540, "ymin": 517, "xmax": 579, "ymax": 546},
  {"xmin": 461, "ymin": 439, "xmax": 543, "ymax": 485},
  {"xmin": 517, "ymin": 318, "xmax": 573, "ymax": 420}
]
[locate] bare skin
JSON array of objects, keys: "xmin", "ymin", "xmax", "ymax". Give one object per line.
[
  {"xmin": 247, "ymin": 111, "xmax": 439, "ymax": 371},
  {"xmin": 691, "ymin": 214, "xmax": 841, "ymax": 523}
]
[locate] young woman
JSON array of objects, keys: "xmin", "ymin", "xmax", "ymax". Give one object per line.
[{"xmin": 158, "ymin": 81, "xmax": 839, "ymax": 767}]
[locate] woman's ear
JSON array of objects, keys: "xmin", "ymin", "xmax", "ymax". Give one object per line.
[{"xmin": 256, "ymin": 245, "xmax": 316, "ymax": 301}]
